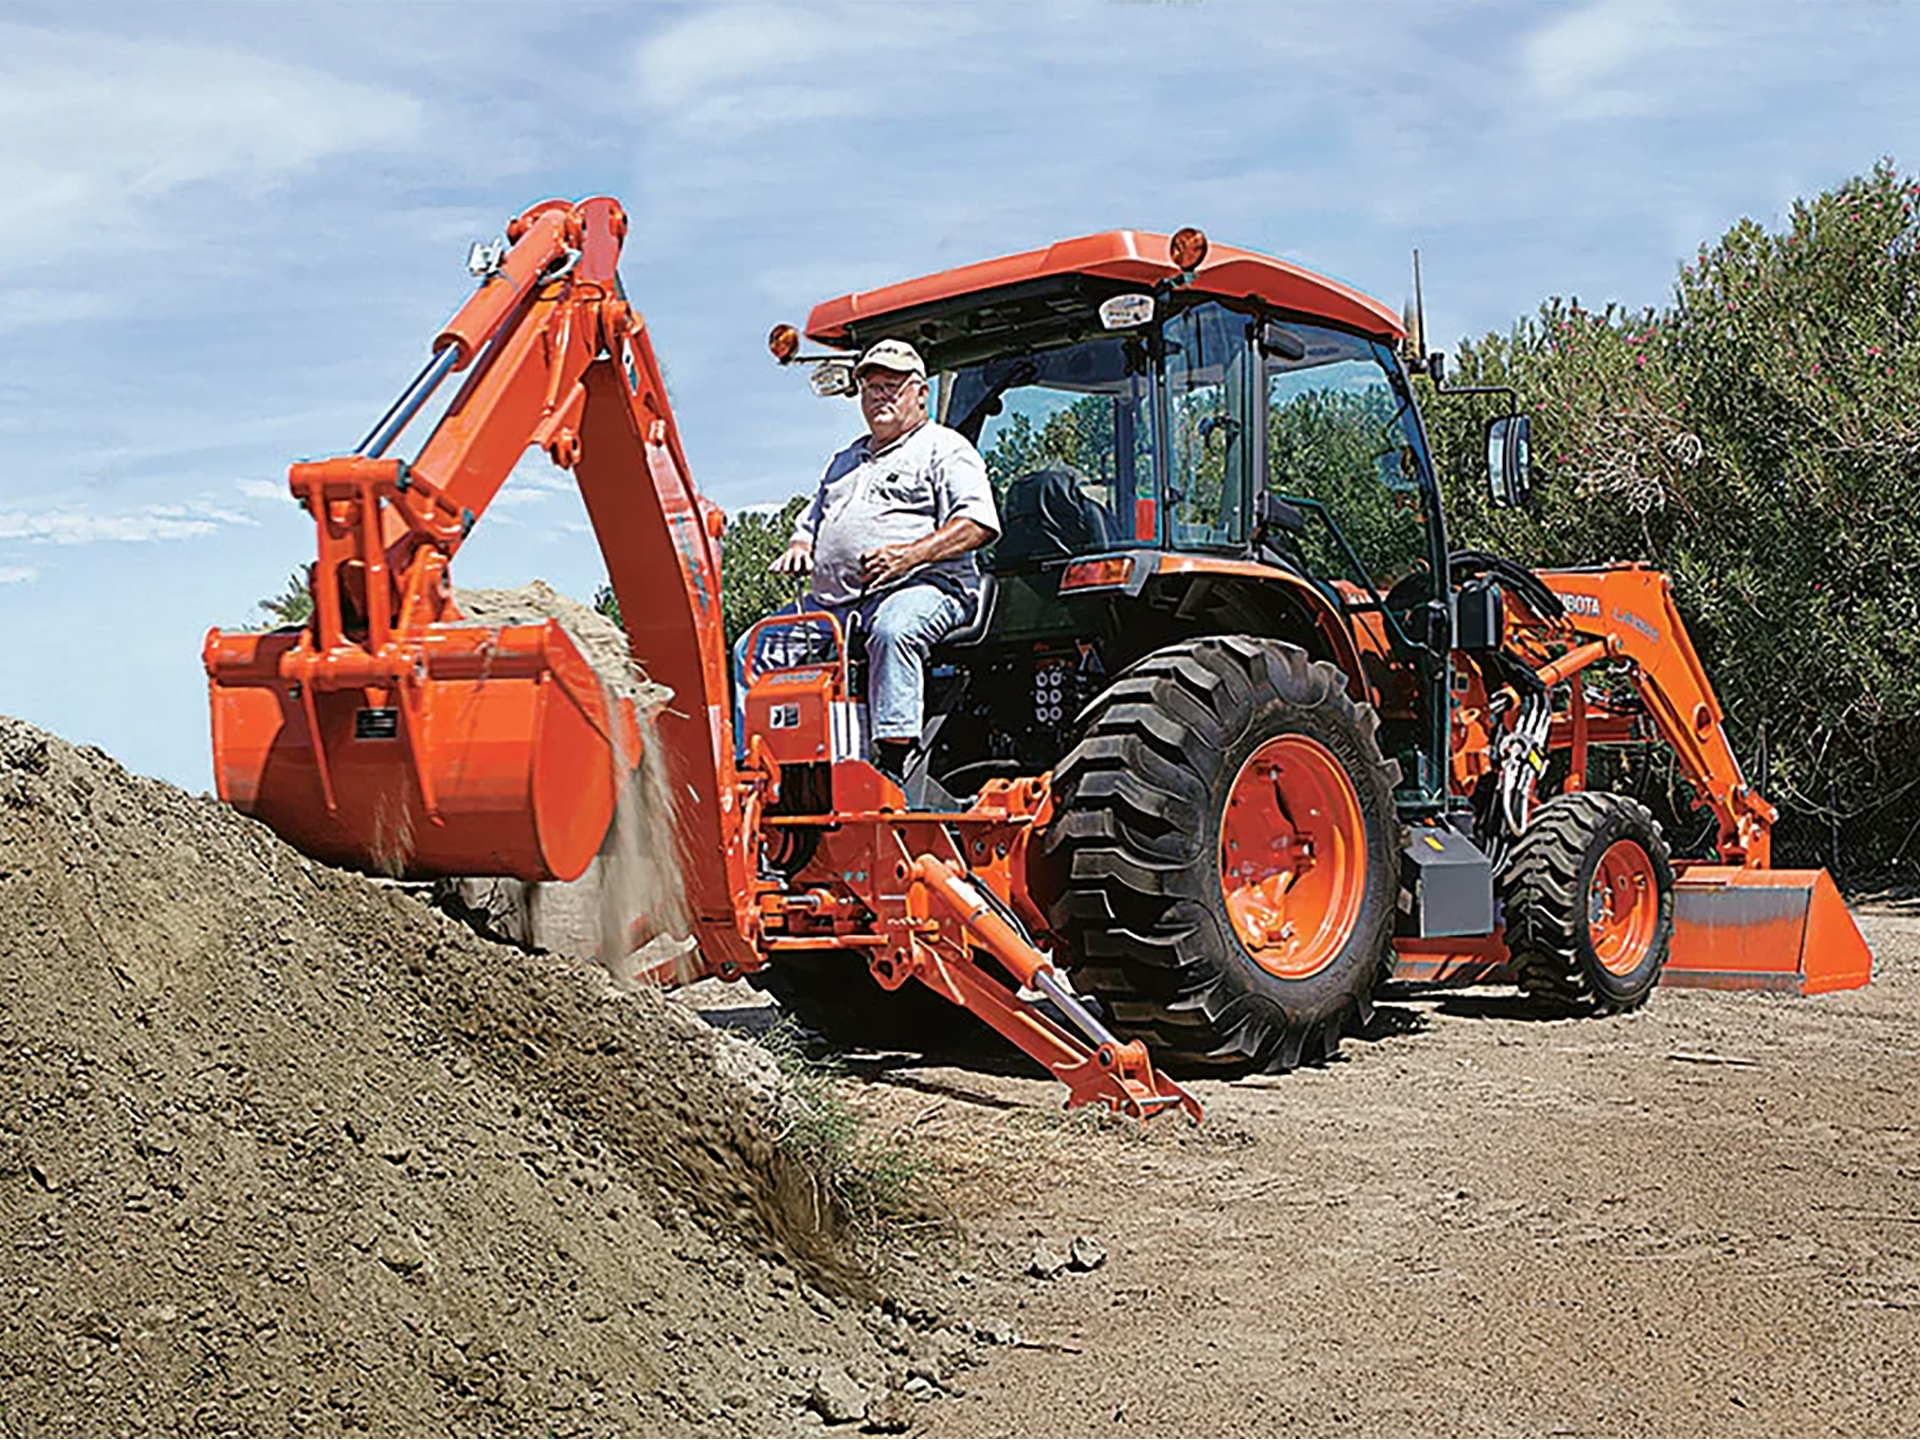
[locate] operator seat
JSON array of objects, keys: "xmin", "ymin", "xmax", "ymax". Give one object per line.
[
  {"xmin": 996, "ymin": 468, "xmax": 1114, "ymax": 566},
  {"xmin": 936, "ymin": 572, "xmax": 997, "ymax": 649}
]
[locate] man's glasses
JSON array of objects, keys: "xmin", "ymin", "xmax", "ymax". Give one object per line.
[{"xmin": 859, "ymin": 373, "xmax": 922, "ymax": 396}]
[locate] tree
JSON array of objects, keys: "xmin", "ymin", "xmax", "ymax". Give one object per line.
[
  {"xmin": 257, "ymin": 569, "xmax": 312, "ymax": 626},
  {"xmin": 1425, "ymin": 161, "xmax": 1920, "ymax": 877},
  {"xmin": 593, "ymin": 495, "xmax": 812, "ymax": 649}
]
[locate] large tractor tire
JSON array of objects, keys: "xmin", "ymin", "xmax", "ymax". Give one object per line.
[
  {"xmin": 1034, "ymin": 637, "xmax": 1400, "ymax": 1072},
  {"xmin": 747, "ymin": 950, "xmax": 988, "ymax": 1052},
  {"xmin": 1501, "ymin": 791, "xmax": 1674, "ymax": 1012}
]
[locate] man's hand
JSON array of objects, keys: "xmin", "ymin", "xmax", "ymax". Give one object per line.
[
  {"xmin": 860, "ymin": 541, "xmax": 921, "ymax": 589},
  {"xmin": 860, "ymin": 518, "xmax": 994, "ymax": 591},
  {"xmin": 769, "ymin": 539, "xmax": 813, "ymax": 576}
]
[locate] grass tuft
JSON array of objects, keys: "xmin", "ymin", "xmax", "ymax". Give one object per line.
[{"xmin": 759, "ymin": 1021, "xmax": 939, "ymax": 1239}]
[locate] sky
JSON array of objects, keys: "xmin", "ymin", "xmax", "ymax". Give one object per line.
[{"xmin": 2, "ymin": 0, "xmax": 1917, "ymax": 792}]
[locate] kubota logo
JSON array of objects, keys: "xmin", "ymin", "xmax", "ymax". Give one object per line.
[{"xmin": 1555, "ymin": 591, "xmax": 1601, "ymax": 617}]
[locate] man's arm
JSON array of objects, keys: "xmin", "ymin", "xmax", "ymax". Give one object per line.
[
  {"xmin": 770, "ymin": 478, "xmax": 828, "ymax": 575},
  {"xmin": 859, "ymin": 517, "xmax": 994, "ymax": 589}
]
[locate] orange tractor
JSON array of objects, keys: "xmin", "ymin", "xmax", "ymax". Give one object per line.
[{"xmin": 204, "ymin": 197, "xmax": 1872, "ymax": 1122}]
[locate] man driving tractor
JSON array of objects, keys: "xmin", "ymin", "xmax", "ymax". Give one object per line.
[{"xmin": 765, "ymin": 339, "xmax": 999, "ymax": 782}]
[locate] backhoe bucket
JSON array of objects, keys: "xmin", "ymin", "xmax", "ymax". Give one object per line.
[
  {"xmin": 204, "ymin": 620, "xmax": 633, "ymax": 883},
  {"xmin": 1666, "ymin": 865, "xmax": 1873, "ymax": 994}
]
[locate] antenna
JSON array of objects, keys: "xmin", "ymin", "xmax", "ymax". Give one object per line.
[{"xmin": 1412, "ymin": 248, "xmax": 1428, "ymax": 358}]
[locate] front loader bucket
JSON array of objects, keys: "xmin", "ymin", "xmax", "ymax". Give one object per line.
[
  {"xmin": 1666, "ymin": 865, "xmax": 1873, "ymax": 994},
  {"xmin": 205, "ymin": 620, "xmax": 633, "ymax": 883}
]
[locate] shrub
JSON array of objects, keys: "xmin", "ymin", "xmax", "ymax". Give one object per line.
[{"xmin": 1428, "ymin": 161, "xmax": 1920, "ymax": 879}]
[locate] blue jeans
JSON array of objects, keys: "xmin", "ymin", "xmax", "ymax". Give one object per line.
[{"xmin": 733, "ymin": 583, "xmax": 972, "ymax": 754}]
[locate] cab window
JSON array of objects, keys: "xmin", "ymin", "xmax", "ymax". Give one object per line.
[
  {"xmin": 1163, "ymin": 302, "xmax": 1255, "ymax": 550},
  {"xmin": 941, "ymin": 334, "xmax": 1157, "ymax": 568},
  {"xmin": 1264, "ymin": 325, "xmax": 1428, "ymax": 595}
]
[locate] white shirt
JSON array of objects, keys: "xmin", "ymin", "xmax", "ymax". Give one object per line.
[{"xmin": 792, "ymin": 420, "xmax": 1000, "ymax": 609}]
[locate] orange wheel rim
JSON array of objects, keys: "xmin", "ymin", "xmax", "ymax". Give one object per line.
[
  {"xmin": 1219, "ymin": 734, "xmax": 1366, "ymax": 980},
  {"xmin": 1589, "ymin": 838, "xmax": 1658, "ymax": 975}
]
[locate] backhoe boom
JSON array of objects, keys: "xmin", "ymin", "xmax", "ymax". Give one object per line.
[{"xmin": 205, "ymin": 197, "xmax": 755, "ymax": 968}]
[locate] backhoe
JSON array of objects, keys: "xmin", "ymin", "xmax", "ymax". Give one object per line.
[{"xmin": 204, "ymin": 198, "xmax": 1871, "ymax": 1120}]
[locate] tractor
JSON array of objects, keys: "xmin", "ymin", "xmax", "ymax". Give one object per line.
[{"xmin": 204, "ymin": 199, "xmax": 1871, "ymax": 1121}]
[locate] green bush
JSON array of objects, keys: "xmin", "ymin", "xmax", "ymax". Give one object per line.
[
  {"xmin": 1427, "ymin": 161, "xmax": 1920, "ymax": 879},
  {"xmin": 594, "ymin": 495, "xmax": 812, "ymax": 649}
]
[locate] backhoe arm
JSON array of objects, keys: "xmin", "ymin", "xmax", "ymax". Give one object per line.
[{"xmin": 206, "ymin": 197, "xmax": 755, "ymax": 966}]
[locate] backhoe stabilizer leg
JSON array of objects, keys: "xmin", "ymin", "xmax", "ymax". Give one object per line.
[{"xmin": 902, "ymin": 856, "xmax": 1202, "ymax": 1123}]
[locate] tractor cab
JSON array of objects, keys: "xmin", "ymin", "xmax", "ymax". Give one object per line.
[{"xmin": 777, "ymin": 230, "xmax": 1456, "ymax": 810}]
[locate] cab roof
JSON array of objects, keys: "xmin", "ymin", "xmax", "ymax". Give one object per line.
[{"xmin": 804, "ymin": 230, "xmax": 1404, "ymax": 347}]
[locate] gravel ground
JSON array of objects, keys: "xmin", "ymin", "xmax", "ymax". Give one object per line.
[{"xmin": 695, "ymin": 900, "xmax": 1920, "ymax": 1437}]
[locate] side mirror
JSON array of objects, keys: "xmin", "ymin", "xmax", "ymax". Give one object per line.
[{"xmin": 1486, "ymin": 414, "xmax": 1531, "ymax": 507}]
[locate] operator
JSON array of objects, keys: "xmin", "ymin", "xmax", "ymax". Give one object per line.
[{"xmin": 763, "ymin": 338, "xmax": 999, "ymax": 782}]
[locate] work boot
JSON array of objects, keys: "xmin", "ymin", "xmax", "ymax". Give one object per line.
[{"xmin": 871, "ymin": 739, "xmax": 914, "ymax": 788}]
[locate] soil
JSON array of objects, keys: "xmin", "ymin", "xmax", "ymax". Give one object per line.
[
  {"xmin": 703, "ymin": 901, "xmax": 1920, "ymax": 1437},
  {"xmin": 0, "ymin": 716, "xmax": 965, "ymax": 1437},
  {"xmin": 7, "ymin": 697, "xmax": 1918, "ymax": 1437}
]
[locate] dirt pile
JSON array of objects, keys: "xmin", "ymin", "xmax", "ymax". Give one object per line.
[
  {"xmin": 0, "ymin": 715, "xmax": 937, "ymax": 1435},
  {"xmin": 446, "ymin": 582, "xmax": 694, "ymax": 970}
]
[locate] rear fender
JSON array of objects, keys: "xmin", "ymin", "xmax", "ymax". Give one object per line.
[{"xmin": 1140, "ymin": 556, "xmax": 1373, "ymax": 702}]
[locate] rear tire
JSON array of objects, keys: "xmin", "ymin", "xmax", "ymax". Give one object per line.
[
  {"xmin": 1033, "ymin": 637, "xmax": 1400, "ymax": 1072},
  {"xmin": 1502, "ymin": 791, "xmax": 1674, "ymax": 1011}
]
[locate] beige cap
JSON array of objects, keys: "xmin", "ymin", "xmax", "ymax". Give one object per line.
[{"xmin": 852, "ymin": 338, "xmax": 927, "ymax": 380}]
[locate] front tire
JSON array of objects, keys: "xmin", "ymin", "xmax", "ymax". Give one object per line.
[
  {"xmin": 1502, "ymin": 791, "xmax": 1674, "ymax": 1011},
  {"xmin": 1034, "ymin": 637, "xmax": 1400, "ymax": 1072}
]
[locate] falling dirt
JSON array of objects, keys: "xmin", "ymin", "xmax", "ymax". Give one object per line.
[
  {"xmin": 444, "ymin": 582, "xmax": 693, "ymax": 967},
  {"xmin": 0, "ymin": 716, "xmax": 969, "ymax": 1436}
]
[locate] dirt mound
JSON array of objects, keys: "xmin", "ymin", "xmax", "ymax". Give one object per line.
[{"xmin": 0, "ymin": 716, "xmax": 927, "ymax": 1435}]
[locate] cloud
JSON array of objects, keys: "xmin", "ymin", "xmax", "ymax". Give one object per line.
[
  {"xmin": 1518, "ymin": 2, "xmax": 1708, "ymax": 122},
  {"xmin": 635, "ymin": 5, "xmax": 841, "ymax": 114},
  {"xmin": 631, "ymin": 3, "xmax": 980, "ymax": 136},
  {"xmin": 236, "ymin": 479, "xmax": 290, "ymax": 502},
  {"xmin": 0, "ymin": 502, "xmax": 255, "ymax": 545},
  {"xmin": 0, "ymin": 287, "xmax": 117, "ymax": 337},
  {"xmin": 0, "ymin": 565, "xmax": 38, "ymax": 584},
  {"xmin": 491, "ymin": 489, "xmax": 557, "ymax": 510},
  {"xmin": 0, "ymin": 21, "xmax": 423, "ymax": 244}
]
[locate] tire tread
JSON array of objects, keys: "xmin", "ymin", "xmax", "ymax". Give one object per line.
[{"xmin": 1035, "ymin": 637, "xmax": 1398, "ymax": 1072}]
